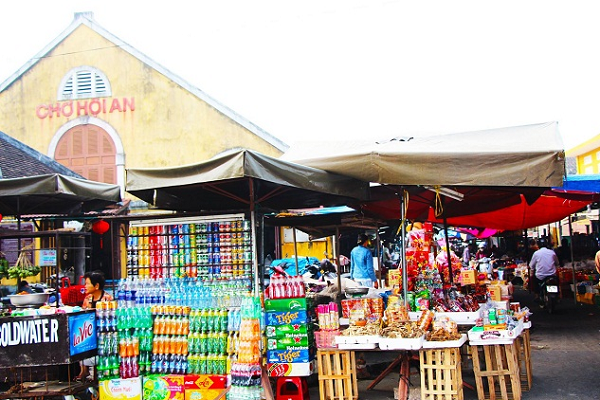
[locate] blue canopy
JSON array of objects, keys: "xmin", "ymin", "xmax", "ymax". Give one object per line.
[{"xmin": 560, "ymin": 174, "xmax": 600, "ymax": 193}]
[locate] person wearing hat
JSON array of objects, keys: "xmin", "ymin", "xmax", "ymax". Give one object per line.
[{"xmin": 350, "ymin": 234, "xmax": 378, "ymax": 288}]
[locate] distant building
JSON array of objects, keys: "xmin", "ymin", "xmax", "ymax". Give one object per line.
[
  {"xmin": 566, "ymin": 133, "xmax": 600, "ymax": 175},
  {"xmin": 0, "ymin": 12, "xmax": 287, "ymax": 195}
]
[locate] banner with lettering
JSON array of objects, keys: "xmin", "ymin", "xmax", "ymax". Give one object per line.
[{"xmin": 68, "ymin": 311, "xmax": 97, "ymax": 356}]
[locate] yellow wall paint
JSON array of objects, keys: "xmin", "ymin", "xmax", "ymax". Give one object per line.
[
  {"xmin": 0, "ymin": 25, "xmax": 283, "ymax": 171},
  {"xmin": 575, "ymin": 148, "xmax": 600, "ymax": 175}
]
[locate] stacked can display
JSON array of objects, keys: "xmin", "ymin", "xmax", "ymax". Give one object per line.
[
  {"xmin": 265, "ymin": 275, "xmax": 315, "ymax": 377},
  {"xmin": 187, "ymin": 307, "xmax": 231, "ymax": 375},
  {"xmin": 227, "ymin": 296, "xmax": 263, "ymax": 400},
  {"xmin": 126, "ymin": 219, "xmax": 253, "ymax": 279},
  {"xmin": 150, "ymin": 305, "xmax": 190, "ymax": 374}
]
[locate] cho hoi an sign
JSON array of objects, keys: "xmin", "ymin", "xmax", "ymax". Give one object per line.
[{"xmin": 0, "ymin": 310, "xmax": 97, "ymax": 368}]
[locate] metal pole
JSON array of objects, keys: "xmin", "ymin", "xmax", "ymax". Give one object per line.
[
  {"xmin": 292, "ymin": 228, "xmax": 299, "ymax": 276},
  {"xmin": 399, "ymin": 191, "xmax": 408, "ymax": 306},
  {"xmin": 249, "ymin": 178, "xmax": 259, "ymax": 296},
  {"xmin": 443, "ymin": 217, "xmax": 452, "ymax": 285},
  {"xmin": 568, "ymin": 217, "xmax": 577, "ymax": 303},
  {"xmin": 334, "ymin": 228, "xmax": 342, "ymax": 296}
]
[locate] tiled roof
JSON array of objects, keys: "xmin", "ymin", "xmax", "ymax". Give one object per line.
[{"xmin": 0, "ymin": 130, "xmax": 83, "ymax": 179}]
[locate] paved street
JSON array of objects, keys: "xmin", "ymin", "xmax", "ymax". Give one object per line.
[{"xmin": 307, "ymin": 287, "xmax": 600, "ymax": 400}]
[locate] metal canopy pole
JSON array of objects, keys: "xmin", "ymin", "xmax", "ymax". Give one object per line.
[
  {"xmin": 399, "ymin": 190, "xmax": 408, "ymax": 305},
  {"xmin": 249, "ymin": 178, "xmax": 259, "ymax": 296},
  {"xmin": 443, "ymin": 217, "xmax": 453, "ymax": 285},
  {"xmin": 335, "ymin": 227, "xmax": 342, "ymax": 296},
  {"xmin": 292, "ymin": 228, "xmax": 299, "ymax": 276},
  {"xmin": 568, "ymin": 217, "xmax": 577, "ymax": 303}
]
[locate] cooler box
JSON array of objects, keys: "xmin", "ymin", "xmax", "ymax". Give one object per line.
[{"xmin": 99, "ymin": 377, "xmax": 142, "ymax": 400}]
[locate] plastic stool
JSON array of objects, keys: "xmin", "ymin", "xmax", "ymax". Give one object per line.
[{"xmin": 276, "ymin": 377, "xmax": 310, "ymax": 400}]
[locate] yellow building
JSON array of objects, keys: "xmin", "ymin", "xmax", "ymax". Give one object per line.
[
  {"xmin": 566, "ymin": 133, "xmax": 600, "ymax": 174},
  {"xmin": 0, "ymin": 12, "xmax": 287, "ymax": 194}
]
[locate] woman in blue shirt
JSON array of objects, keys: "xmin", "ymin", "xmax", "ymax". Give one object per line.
[{"xmin": 350, "ymin": 234, "xmax": 377, "ymax": 288}]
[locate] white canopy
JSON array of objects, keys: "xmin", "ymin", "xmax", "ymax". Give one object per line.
[{"xmin": 281, "ymin": 122, "xmax": 565, "ymax": 187}]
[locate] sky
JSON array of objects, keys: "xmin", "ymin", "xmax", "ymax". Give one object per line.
[{"xmin": 2, "ymin": 0, "xmax": 600, "ymax": 151}]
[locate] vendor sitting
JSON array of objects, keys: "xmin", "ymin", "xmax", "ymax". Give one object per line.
[
  {"xmin": 76, "ymin": 270, "xmax": 113, "ymax": 382},
  {"xmin": 17, "ymin": 280, "xmax": 34, "ymax": 294}
]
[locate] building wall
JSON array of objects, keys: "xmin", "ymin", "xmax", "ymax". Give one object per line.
[
  {"xmin": 0, "ymin": 24, "xmax": 283, "ymax": 185},
  {"xmin": 575, "ymin": 148, "xmax": 600, "ymax": 175}
]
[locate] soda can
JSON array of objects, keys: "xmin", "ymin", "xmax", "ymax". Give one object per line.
[
  {"xmin": 213, "ymin": 252, "xmax": 221, "ymax": 265},
  {"xmin": 212, "ymin": 222, "xmax": 220, "ymax": 232},
  {"xmin": 242, "ymin": 220, "xmax": 251, "ymax": 231},
  {"xmin": 170, "ymin": 224, "xmax": 178, "ymax": 235},
  {"xmin": 212, "ymin": 233, "xmax": 220, "ymax": 245}
]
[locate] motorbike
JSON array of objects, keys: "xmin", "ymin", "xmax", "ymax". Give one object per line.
[{"xmin": 539, "ymin": 275, "xmax": 559, "ymax": 313}]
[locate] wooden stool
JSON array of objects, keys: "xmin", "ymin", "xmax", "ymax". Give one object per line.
[
  {"xmin": 470, "ymin": 342, "xmax": 521, "ymax": 400},
  {"xmin": 419, "ymin": 347, "xmax": 464, "ymax": 400},
  {"xmin": 316, "ymin": 350, "xmax": 358, "ymax": 400},
  {"xmin": 515, "ymin": 330, "xmax": 532, "ymax": 391}
]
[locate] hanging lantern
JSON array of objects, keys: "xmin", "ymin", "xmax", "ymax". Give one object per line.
[
  {"xmin": 0, "ymin": 214, "xmax": 2, "ymax": 222},
  {"xmin": 92, "ymin": 219, "xmax": 110, "ymax": 249}
]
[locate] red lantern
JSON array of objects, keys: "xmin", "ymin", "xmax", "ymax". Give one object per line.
[
  {"xmin": 0, "ymin": 214, "xmax": 2, "ymax": 222},
  {"xmin": 92, "ymin": 220, "xmax": 110, "ymax": 248}
]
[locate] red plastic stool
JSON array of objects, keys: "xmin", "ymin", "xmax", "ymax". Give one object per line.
[{"xmin": 276, "ymin": 377, "xmax": 310, "ymax": 400}]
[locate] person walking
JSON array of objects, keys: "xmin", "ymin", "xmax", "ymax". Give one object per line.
[{"xmin": 350, "ymin": 234, "xmax": 377, "ymax": 288}]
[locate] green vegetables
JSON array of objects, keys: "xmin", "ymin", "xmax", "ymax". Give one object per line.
[
  {"xmin": 7, "ymin": 264, "xmax": 41, "ymax": 279},
  {"xmin": 0, "ymin": 249, "xmax": 42, "ymax": 280}
]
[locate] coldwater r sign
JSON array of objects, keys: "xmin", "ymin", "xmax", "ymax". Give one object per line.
[{"xmin": 0, "ymin": 311, "xmax": 96, "ymax": 368}]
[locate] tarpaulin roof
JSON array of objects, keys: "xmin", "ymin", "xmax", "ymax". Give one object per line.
[
  {"xmin": 357, "ymin": 186, "xmax": 598, "ymax": 231},
  {"xmin": 425, "ymin": 190, "xmax": 595, "ymax": 231},
  {"xmin": 0, "ymin": 174, "xmax": 122, "ymax": 216},
  {"xmin": 126, "ymin": 149, "xmax": 370, "ymax": 212},
  {"xmin": 282, "ymin": 122, "xmax": 565, "ymax": 187},
  {"xmin": 560, "ymin": 174, "xmax": 600, "ymax": 193}
]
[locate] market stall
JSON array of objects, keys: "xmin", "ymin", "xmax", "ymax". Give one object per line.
[
  {"xmin": 0, "ymin": 173, "xmax": 122, "ymax": 399},
  {"xmin": 119, "ymin": 149, "xmax": 371, "ymax": 400}
]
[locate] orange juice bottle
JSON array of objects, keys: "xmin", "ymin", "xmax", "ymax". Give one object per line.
[{"xmin": 157, "ymin": 336, "xmax": 165, "ymax": 355}]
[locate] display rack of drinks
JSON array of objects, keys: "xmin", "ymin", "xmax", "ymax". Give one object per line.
[
  {"xmin": 126, "ymin": 220, "xmax": 253, "ymax": 279},
  {"xmin": 227, "ymin": 295, "xmax": 263, "ymax": 400},
  {"xmin": 94, "ymin": 275, "xmax": 251, "ymax": 382}
]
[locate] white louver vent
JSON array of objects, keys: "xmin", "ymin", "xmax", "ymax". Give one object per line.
[{"xmin": 58, "ymin": 66, "xmax": 112, "ymax": 100}]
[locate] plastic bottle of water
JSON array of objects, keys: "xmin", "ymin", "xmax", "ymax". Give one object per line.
[{"xmin": 117, "ymin": 279, "xmax": 126, "ymax": 308}]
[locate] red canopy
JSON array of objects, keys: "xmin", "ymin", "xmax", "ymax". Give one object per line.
[{"xmin": 359, "ymin": 187, "xmax": 598, "ymax": 231}]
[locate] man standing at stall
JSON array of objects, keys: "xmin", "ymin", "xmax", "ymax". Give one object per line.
[{"xmin": 350, "ymin": 234, "xmax": 378, "ymax": 288}]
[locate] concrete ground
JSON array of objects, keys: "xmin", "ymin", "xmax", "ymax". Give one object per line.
[{"xmin": 305, "ymin": 287, "xmax": 600, "ymax": 400}]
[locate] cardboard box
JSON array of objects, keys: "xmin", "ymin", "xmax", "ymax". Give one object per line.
[
  {"xmin": 143, "ymin": 375, "xmax": 185, "ymax": 400},
  {"xmin": 267, "ymin": 361, "xmax": 315, "ymax": 377},
  {"xmin": 387, "ymin": 270, "xmax": 402, "ymax": 287},
  {"xmin": 266, "ymin": 324, "xmax": 309, "ymax": 338},
  {"xmin": 185, "ymin": 389, "xmax": 224, "ymax": 400},
  {"xmin": 488, "ymin": 285, "xmax": 502, "ymax": 301},
  {"xmin": 460, "ymin": 270, "xmax": 476, "ymax": 285},
  {"xmin": 265, "ymin": 310, "xmax": 308, "ymax": 326},
  {"xmin": 184, "ymin": 375, "xmax": 227, "ymax": 390},
  {"xmin": 264, "ymin": 297, "xmax": 309, "ymax": 312},
  {"xmin": 267, "ymin": 349, "xmax": 313, "ymax": 363},
  {"xmin": 267, "ymin": 336, "xmax": 310, "ymax": 350},
  {"xmin": 99, "ymin": 377, "xmax": 142, "ymax": 400}
]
